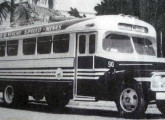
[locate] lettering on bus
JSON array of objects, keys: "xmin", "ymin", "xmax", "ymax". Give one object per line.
[
  {"xmin": 0, "ymin": 24, "xmax": 62, "ymax": 38},
  {"xmin": 0, "ymin": 31, "xmax": 22, "ymax": 38},
  {"xmin": 45, "ymin": 25, "xmax": 62, "ymax": 32},
  {"xmin": 24, "ymin": 27, "xmax": 42, "ymax": 35}
]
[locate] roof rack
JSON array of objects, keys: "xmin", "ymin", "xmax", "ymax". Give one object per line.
[
  {"xmin": 0, "ymin": 15, "xmax": 76, "ymax": 31},
  {"xmin": 10, "ymin": 18, "xmax": 48, "ymax": 28}
]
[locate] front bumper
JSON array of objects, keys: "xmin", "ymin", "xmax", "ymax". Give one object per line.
[{"xmin": 151, "ymin": 72, "xmax": 165, "ymax": 92}]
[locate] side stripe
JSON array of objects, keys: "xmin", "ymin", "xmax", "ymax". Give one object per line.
[
  {"xmin": 0, "ymin": 76, "xmax": 74, "ymax": 80},
  {"xmin": 77, "ymin": 76, "xmax": 99, "ymax": 80},
  {"xmin": 77, "ymin": 72, "xmax": 105, "ymax": 76},
  {"xmin": 77, "ymin": 68, "xmax": 109, "ymax": 72}
]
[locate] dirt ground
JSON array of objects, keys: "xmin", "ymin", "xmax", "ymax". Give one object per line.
[{"xmin": 0, "ymin": 93, "xmax": 164, "ymax": 120}]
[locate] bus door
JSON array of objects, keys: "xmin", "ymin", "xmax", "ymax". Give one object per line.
[{"xmin": 75, "ymin": 33, "xmax": 96, "ymax": 98}]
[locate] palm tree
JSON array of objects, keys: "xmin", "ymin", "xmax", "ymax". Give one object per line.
[
  {"xmin": 10, "ymin": 0, "xmax": 15, "ymax": 23},
  {"xmin": 68, "ymin": 7, "xmax": 81, "ymax": 18},
  {"xmin": 48, "ymin": 0, "xmax": 54, "ymax": 9},
  {"xmin": 13, "ymin": 2, "xmax": 39, "ymax": 26},
  {"xmin": 0, "ymin": 1, "xmax": 11, "ymax": 24},
  {"xmin": 68, "ymin": 7, "xmax": 86, "ymax": 18}
]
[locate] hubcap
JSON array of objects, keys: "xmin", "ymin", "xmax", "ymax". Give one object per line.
[
  {"xmin": 120, "ymin": 88, "xmax": 138, "ymax": 112},
  {"xmin": 4, "ymin": 86, "xmax": 14, "ymax": 104}
]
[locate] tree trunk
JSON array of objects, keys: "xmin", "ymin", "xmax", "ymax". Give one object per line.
[
  {"xmin": 48, "ymin": 0, "xmax": 54, "ymax": 9},
  {"xmin": 10, "ymin": 0, "xmax": 15, "ymax": 24}
]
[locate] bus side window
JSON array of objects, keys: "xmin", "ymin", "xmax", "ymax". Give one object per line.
[
  {"xmin": 0, "ymin": 41, "xmax": 6, "ymax": 57},
  {"xmin": 37, "ymin": 36, "xmax": 52, "ymax": 54},
  {"xmin": 79, "ymin": 35, "xmax": 86, "ymax": 54},
  {"xmin": 7, "ymin": 40, "xmax": 18, "ymax": 56},
  {"xmin": 23, "ymin": 38, "xmax": 36, "ymax": 55},
  {"xmin": 89, "ymin": 34, "xmax": 95, "ymax": 54},
  {"xmin": 53, "ymin": 34, "xmax": 69, "ymax": 53}
]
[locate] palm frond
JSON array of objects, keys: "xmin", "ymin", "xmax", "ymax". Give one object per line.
[{"xmin": 0, "ymin": 1, "xmax": 11, "ymax": 24}]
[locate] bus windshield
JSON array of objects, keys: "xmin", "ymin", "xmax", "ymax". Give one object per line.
[
  {"xmin": 103, "ymin": 34, "xmax": 133, "ymax": 53},
  {"xmin": 133, "ymin": 37, "xmax": 155, "ymax": 56}
]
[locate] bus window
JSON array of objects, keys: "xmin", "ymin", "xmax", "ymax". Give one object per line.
[
  {"xmin": 7, "ymin": 40, "xmax": 18, "ymax": 56},
  {"xmin": 133, "ymin": 37, "xmax": 155, "ymax": 56},
  {"xmin": 79, "ymin": 35, "xmax": 86, "ymax": 54},
  {"xmin": 89, "ymin": 34, "xmax": 95, "ymax": 54},
  {"xmin": 103, "ymin": 34, "xmax": 133, "ymax": 53},
  {"xmin": 37, "ymin": 36, "xmax": 52, "ymax": 54},
  {"xmin": 23, "ymin": 38, "xmax": 36, "ymax": 55},
  {"xmin": 53, "ymin": 34, "xmax": 69, "ymax": 53},
  {"xmin": 0, "ymin": 41, "xmax": 6, "ymax": 57}
]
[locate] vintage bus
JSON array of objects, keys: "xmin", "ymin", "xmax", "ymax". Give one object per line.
[{"xmin": 0, "ymin": 15, "xmax": 165, "ymax": 118}]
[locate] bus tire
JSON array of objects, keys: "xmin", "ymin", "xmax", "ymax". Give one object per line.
[
  {"xmin": 156, "ymin": 100, "xmax": 165, "ymax": 115},
  {"xmin": 115, "ymin": 84, "xmax": 146, "ymax": 118},
  {"xmin": 45, "ymin": 92, "xmax": 69, "ymax": 109},
  {"xmin": 3, "ymin": 85, "xmax": 28, "ymax": 107}
]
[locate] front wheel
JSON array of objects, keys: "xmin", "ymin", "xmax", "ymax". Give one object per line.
[
  {"xmin": 115, "ymin": 84, "xmax": 146, "ymax": 118},
  {"xmin": 157, "ymin": 100, "xmax": 165, "ymax": 115}
]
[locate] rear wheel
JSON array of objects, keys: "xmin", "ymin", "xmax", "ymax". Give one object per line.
[
  {"xmin": 115, "ymin": 84, "xmax": 146, "ymax": 118},
  {"xmin": 3, "ymin": 85, "xmax": 15, "ymax": 105},
  {"xmin": 157, "ymin": 100, "xmax": 165, "ymax": 115},
  {"xmin": 3, "ymin": 85, "xmax": 28, "ymax": 107}
]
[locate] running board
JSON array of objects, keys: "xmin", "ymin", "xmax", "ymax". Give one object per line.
[{"xmin": 73, "ymin": 95, "xmax": 96, "ymax": 102}]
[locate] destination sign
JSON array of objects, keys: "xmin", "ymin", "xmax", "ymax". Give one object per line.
[
  {"xmin": 118, "ymin": 23, "xmax": 148, "ymax": 33},
  {"xmin": 0, "ymin": 24, "xmax": 62, "ymax": 38}
]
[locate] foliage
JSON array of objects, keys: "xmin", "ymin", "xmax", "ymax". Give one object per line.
[
  {"xmin": 8, "ymin": 0, "xmax": 60, "ymax": 26},
  {"xmin": 12, "ymin": 2, "xmax": 61, "ymax": 26},
  {"xmin": 95, "ymin": 0, "xmax": 134, "ymax": 15},
  {"xmin": 68, "ymin": 7, "xmax": 81, "ymax": 18},
  {"xmin": 0, "ymin": 1, "xmax": 11, "ymax": 24},
  {"xmin": 95, "ymin": 0, "xmax": 165, "ymax": 31},
  {"xmin": 68, "ymin": 7, "xmax": 86, "ymax": 18},
  {"xmin": 13, "ymin": 2, "xmax": 39, "ymax": 24}
]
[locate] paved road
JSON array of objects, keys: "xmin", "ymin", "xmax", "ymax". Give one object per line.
[{"xmin": 0, "ymin": 93, "xmax": 164, "ymax": 120}]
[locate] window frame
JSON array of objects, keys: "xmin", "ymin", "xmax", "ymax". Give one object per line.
[
  {"xmin": 102, "ymin": 33, "xmax": 134, "ymax": 54},
  {"xmin": 23, "ymin": 38, "xmax": 36, "ymax": 55},
  {"xmin": 0, "ymin": 41, "xmax": 6, "ymax": 57},
  {"xmin": 7, "ymin": 40, "xmax": 19, "ymax": 56},
  {"xmin": 37, "ymin": 36, "xmax": 52, "ymax": 54},
  {"xmin": 79, "ymin": 35, "xmax": 86, "ymax": 54},
  {"xmin": 89, "ymin": 34, "xmax": 96, "ymax": 54},
  {"xmin": 53, "ymin": 34, "xmax": 70, "ymax": 54}
]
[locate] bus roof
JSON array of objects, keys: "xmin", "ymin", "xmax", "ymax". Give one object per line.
[
  {"xmin": 0, "ymin": 15, "xmax": 156, "ymax": 39},
  {"xmin": 66, "ymin": 15, "xmax": 156, "ymax": 37}
]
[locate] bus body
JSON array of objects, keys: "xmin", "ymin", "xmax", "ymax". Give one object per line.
[{"xmin": 0, "ymin": 15, "xmax": 165, "ymax": 118}]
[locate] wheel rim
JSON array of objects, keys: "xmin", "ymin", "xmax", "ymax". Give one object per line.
[
  {"xmin": 120, "ymin": 88, "xmax": 138, "ymax": 112},
  {"xmin": 4, "ymin": 86, "xmax": 14, "ymax": 104}
]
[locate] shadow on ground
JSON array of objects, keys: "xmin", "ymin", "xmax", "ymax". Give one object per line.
[{"xmin": 0, "ymin": 100, "xmax": 164, "ymax": 119}]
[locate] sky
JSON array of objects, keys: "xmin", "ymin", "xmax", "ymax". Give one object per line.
[{"xmin": 55, "ymin": 0, "xmax": 102, "ymax": 13}]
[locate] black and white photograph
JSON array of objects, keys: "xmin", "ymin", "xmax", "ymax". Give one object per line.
[{"xmin": 0, "ymin": 0, "xmax": 165, "ymax": 119}]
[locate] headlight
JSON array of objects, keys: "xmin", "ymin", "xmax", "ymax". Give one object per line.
[{"xmin": 151, "ymin": 75, "xmax": 165, "ymax": 91}]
